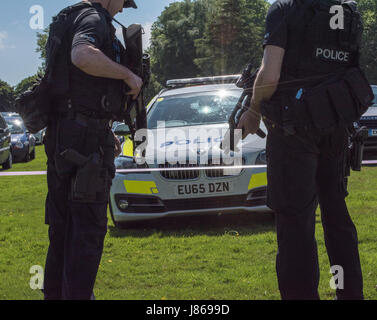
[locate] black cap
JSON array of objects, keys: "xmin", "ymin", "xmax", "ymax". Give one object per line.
[{"xmin": 124, "ymin": 0, "xmax": 137, "ymax": 9}]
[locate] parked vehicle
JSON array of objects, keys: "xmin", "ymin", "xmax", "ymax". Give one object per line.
[
  {"xmin": 33, "ymin": 128, "xmax": 46, "ymax": 145},
  {"xmin": 4, "ymin": 116, "xmax": 36, "ymax": 162},
  {"xmin": 0, "ymin": 113, "xmax": 12, "ymax": 169},
  {"xmin": 360, "ymin": 85, "xmax": 377, "ymax": 158},
  {"xmin": 110, "ymin": 75, "xmax": 269, "ymax": 228}
]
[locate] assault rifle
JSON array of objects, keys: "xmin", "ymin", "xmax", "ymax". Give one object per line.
[
  {"xmin": 112, "ymin": 20, "xmax": 151, "ymax": 150},
  {"xmin": 221, "ymin": 64, "xmax": 266, "ymax": 153}
]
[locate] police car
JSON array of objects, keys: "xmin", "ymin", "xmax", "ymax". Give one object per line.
[
  {"xmin": 359, "ymin": 85, "xmax": 377, "ymax": 156},
  {"xmin": 109, "ymin": 75, "xmax": 269, "ymax": 227}
]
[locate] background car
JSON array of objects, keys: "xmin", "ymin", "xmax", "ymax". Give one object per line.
[
  {"xmin": 0, "ymin": 113, "xmax": 12, "ymax": 170},
  {"xmin": 109, "ymin": 75, "xmax": 269, "ymax": 228},
  {"xmin": 4, "ymin": 116, "xmax": 36, "ymax": 162},
  {"xmin": 360, "ymin": 85, "xmax": 377, "ymax": 159},
  {"xmin": 33, "ymin": 128, "xmax": 46, "ymax": 145},
  {"xmin": 0, "ymin": 112, "xmax": 19, "ymax": 118},
  {"xmin": 112, "ymin": 121, "xmax": 126, "ymax": 144}
]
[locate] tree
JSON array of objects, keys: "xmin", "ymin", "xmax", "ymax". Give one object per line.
[
  {"xmin": 0, "ymin": 80, "xmax": 15, "ymax": 112},
  {"xmin": 357, "ymin": 0, "xmax": 377, "ymax": 83},
  {"xmin": 14, "ymin": 75, "xmax": 38, "ymax": 98},
  {"xmin": 194, "ymin": 0, "xmax": 269, "ymax": 75},
  {"xmin": 36, "ymin": 28, "xmax": 49, "ymax": 70},
  {"xmin": 149, "ymin": 0, "xmax": 208, "ymax": 86}
]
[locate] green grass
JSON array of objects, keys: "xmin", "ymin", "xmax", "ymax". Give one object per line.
[{"xmin": 0, "ymin": 145, "xmax": 376, "ymax": 300}]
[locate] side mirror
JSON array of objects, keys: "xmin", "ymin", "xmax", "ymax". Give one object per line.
[{"xmin": 114, "ymin": 123, "xmax": 131, "ymax": 136}]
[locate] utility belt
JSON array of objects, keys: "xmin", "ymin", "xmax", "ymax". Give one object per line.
[
  {"xmin": 55, "ymin": 98, "xmax": 112, "ymax": 121},
  {"xmin": 57, "ymin": 108, "xmax": 111, "ymax": 129},
  {"xmin": 52, "ymin": 100, "xmax": 116, "ymax": 203},
  {"xmin": 261, "ymin": 67, "xmax": 374, "ymax": 135}
]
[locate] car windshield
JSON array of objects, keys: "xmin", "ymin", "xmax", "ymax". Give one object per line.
[
  {"xmin": 5, "ymin": 118, "xmax": 25, "ymax": 134},
  {"xmin": 372, "ymin": 86, "xmax": 377, "ymax": 106},
  {"xmin": 147, "ymin": 89, "xmax": 242, "ymax": 129}
]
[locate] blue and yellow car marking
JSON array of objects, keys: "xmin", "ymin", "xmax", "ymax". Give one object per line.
[{"xmin": 122, "ymin": 137, "xmax": 134, "ymax": 157}]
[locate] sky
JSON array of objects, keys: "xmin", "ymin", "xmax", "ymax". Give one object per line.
[{"xmin": 0, "ymin": 0, "xmax": 273, "ymax": 87}]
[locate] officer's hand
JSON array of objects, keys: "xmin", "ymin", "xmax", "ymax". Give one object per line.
[
  {"xmin": 124, "ymin": 73, "xmax": 143, "ymax": 100},
  {"xmin": 113, "ymin": 131, "xmax": 122, "ymax": 157},
  {"xmin": 237, "ymin": 109, "xmax": 261, "ymax": 139}
]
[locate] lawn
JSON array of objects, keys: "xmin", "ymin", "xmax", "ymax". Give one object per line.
[{"xmin": 0, "ymin": 145, "xmax": 376, "ymax": 300}]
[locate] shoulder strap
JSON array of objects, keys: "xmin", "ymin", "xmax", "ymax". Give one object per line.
[{"xmin": 57, "ymin": 1, "xmax": 93, "ymax": 17}]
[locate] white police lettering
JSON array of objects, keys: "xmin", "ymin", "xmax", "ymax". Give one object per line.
[
  {"xmin": 316, "ymin": 48, "xmax": 350, "ymax": 62},
  {"xmin": 29, "ymin": 5, "xmax": 44, "ymax": 30},
  {"xmin": 127, "ymin": 122, "xmax": 244, "ymax": 166}
]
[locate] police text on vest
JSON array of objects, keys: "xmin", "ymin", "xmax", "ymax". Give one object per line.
[{"xmin": 316, "ymin": 48, "xmax": 350, "ymax": 63}]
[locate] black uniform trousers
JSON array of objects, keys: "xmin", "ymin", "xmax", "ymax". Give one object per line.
[
  {"xmin": 43, "ymin": 117, "xmax": 113, "ymax": 300},
  {"xmin": 266, "ymin": 126, "xmax": 363, "ymax": 300}
]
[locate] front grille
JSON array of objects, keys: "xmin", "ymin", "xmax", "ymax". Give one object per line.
[
  {"xmin": 359, "ymin": 120, "xmax": 377, "ymax": 129},
  {"xmin": 205, "ymin": 158, "xmax": 245, "ymax": 178},
  {"xmin": 159, "ymin": 158, "xmax": 245, "ymax": 180},
  {"xmin": 164, "ymin": 195, "xmax": 247, "ymax": 211},
  {"xmin": 158, "ymin": 163, "xmax": 200, "ymax": 180},
  {"xmin": 365, "ymin": 137, "xmax": 377, "ymax": 148}
]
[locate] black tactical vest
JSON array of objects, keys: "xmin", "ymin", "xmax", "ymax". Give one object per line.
[
  {"xmin": 281, "ymin": 0, "xmax": 363, "ymax": 87},
  {"xmin": 47, "ymin": 2, "xmax": 124, "ymax": 118},
  {"xmin": 65, "ymin": 4, "xmax": 124, "ymax": 117}
]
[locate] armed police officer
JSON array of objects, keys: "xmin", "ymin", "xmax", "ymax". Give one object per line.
[
  {"xmin": 238, "ymin": 0, "xmax": 373, "ymax": 300},
  {"xmin": 43, "ymin": 0, "xmax": 141, "ymax": 300}
]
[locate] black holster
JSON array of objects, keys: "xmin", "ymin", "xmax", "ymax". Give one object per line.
[
  {"xmin": 349, "ymin": 126, "xmax": 368, "ymax": 172},
  {"xmin": 53, "ymin": 114, "xmax": 114, "ymax": 203},
  {"xmin": 60, "ymin": 149, "xmax": 110, "ymax": 203}
]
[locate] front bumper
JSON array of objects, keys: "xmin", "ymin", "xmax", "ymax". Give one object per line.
[
  {"xmin": 11, "ymin": 145, "xmax": 28, "ymax": 161},
  {"xmin": 109, "ymin": 166, "xmax": 270, "ymax": 223}
]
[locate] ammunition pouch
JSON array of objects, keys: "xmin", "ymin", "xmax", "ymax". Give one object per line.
[
  {"xmin": 262, "ymin": 68, "xmax": 374, "ymax": 133},
  {"xmin": 15, "ymin": 75, "xmax": 51, "ymax": 134}
]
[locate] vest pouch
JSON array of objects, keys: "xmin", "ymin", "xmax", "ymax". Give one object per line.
[
  {"xmin": 342, "ymin": 68, "xmax": 374, "ymax": 116},
  {"xmin": 302, "ymin": 87, "xmax": 338, "ymax": 130},
  {"xmin": 15, "ymin": 77, "xmax": 50, "ymax": 134},
  {"xmin": 327, "ymin": 80, "xmax": 359, "ymax": 125}
]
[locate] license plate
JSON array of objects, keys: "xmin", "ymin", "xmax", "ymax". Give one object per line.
[
  {"xmin": 175, "ymin": 181, "xmax": 233, "ymax": 196},
  {"xmin": 369, "ymin": 129, "xmax": 377, "ymax": 137}
]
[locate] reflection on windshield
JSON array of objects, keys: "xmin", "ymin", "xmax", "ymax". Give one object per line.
[
  {"xmin": 6, "ymin": 118, "xmax": 25, "ymax": 134},
  {"xmin": 147, "ymin": 90, "xmax": 242, "ymax": 128}
]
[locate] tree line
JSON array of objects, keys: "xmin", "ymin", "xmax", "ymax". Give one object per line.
[{"xmin": 1, "ymin": 0, "xmax": 376, "ymax": 111}]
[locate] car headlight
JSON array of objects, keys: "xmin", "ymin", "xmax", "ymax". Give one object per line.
[
  {"xmin": 255, "ymin": 150, "xmax": 267, "ymax": 165},
  {"xmin": 114, "ymin": 156, "xmax": 136, "ymax": 169}
]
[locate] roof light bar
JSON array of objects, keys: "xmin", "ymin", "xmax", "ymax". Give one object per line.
[{"xmin": 166, "ymin": 75, "xmax": 241, "ymax": 88}]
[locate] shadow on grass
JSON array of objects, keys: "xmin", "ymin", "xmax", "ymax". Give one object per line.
[{"xmin": 108, "ymin": 211, "xmax": 276, "ymax": 238}]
